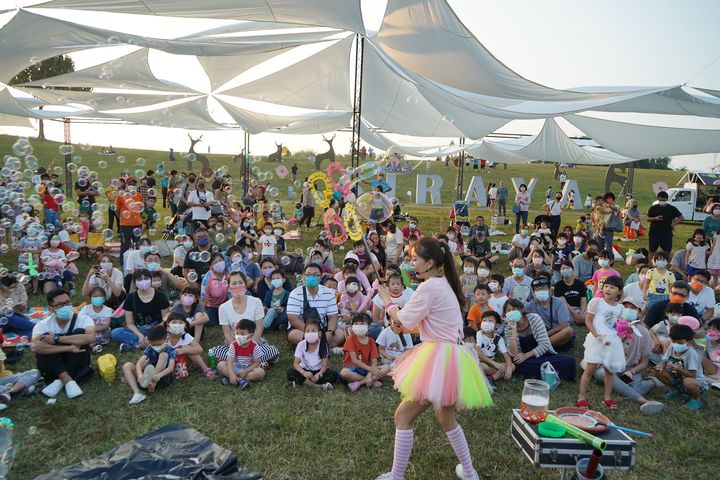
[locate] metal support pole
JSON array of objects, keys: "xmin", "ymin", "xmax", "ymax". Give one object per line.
[
  {"xmin": 350, "ymin": 34, "xmax": 365, "ymax": 193},
  {"xmin": 63, "ymin": 118, "xmax": 72, "ymax": 198},
  {"xmin": 242, "ymin": 130, "xmax": 250, "ymax": 200},
  {"xmin": 455, "ymin": 137, "xmax": 466, "ymax": 201}
]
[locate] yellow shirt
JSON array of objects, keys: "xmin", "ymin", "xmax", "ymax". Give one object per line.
[{"xmin": 646, "ymin": 268, "xmax": 675, "ymax": 296}]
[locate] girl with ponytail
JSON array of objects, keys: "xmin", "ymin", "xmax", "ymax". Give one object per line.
[{"xmin": 375, "ymin": 237, "xmax": 492, "ymax": 480}]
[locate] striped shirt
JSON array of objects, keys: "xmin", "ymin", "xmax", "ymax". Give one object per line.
[
  {"xmin": 228, "ymin": 340, "xmax": 262, "ymax": 369},
  {"xmin": 286, "ymin": 285, "xmax": 339, "ymax": 329}
]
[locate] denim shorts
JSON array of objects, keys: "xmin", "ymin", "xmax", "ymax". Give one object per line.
[{"xmin": 346, "ymin": 366, "xmax": 368, "ymax": 377}]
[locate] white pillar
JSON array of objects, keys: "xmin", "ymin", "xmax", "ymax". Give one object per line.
[
  {"xmin": 561, "ymin": 179, "xmax": 582, "ymax": 209},
  {"xmin": 416, "ymin": 174, "xmax": 443, "ymax": 205},
  {"xmin": 511, "ymin": 177, "xmax": 538, "ymax": 205}
]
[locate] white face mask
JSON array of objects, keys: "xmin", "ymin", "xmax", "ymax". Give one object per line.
[
  {"xmin": 463, "ymin": 266, "xmax": 475, "ymax": 274},
  {"xmin": 168, "ymin": 323, "xmax": 185, "ymax": 335},
  {"xmin": 347, "ymin": 283, "xmax": 359, "ymax": 293},
  {"xmin": 352, "ymin": 324, "xmax": 368, "ymax": 336},
  {"xmin": 477, "ymin": 268, "xmax": 490, "ymax": 278},
  {"xmin": 480, "ymin": 321, "xmax": 495, "ymax": 333},
  {"xmin": 235, "ymin": 334, "xmax": 251, "ymax": 345},
  {"xmin": 150, "ymin": 342, "xmax": 166, "ymax": 353},
  {"xmin": 488, "ymin": 281, "xmax": 499, "ymax": 292}
]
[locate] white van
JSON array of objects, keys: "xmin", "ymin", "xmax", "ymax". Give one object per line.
[{"xmin": 660, "ymin": 172, "xmax": 720, "ymax": 222}]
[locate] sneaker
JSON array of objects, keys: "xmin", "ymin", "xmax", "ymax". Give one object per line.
[
  {"xmin": 322, "ymin": 382, "xmax": 334, "ymax": 391},
  {"xmin": 238, "ymin": 379, "xmax": 251, "ymax": 390},
  {"xmin": 686, "ymin": 399, "xmax": 702, "ymax": 411},
  {"xmin": 0, "ymin": 393, "xmax": 11, "ymax": 404},
  {"xmin": 220, "ymin": 377, "xmax": 231, "ymax": 386},
  {"xmin": 139, "ymin": 365, "xmax": 155, "ymax": 389},
  {"xmin": 375, "ymin": 474, "xmax": 394, "ymax": 480},
  {"xmin": 41, "ymin": 379, "xmax": 63, "ymax": 398},
  {"xmin": 455, "ymin": 464, "xmax": 480, "ymax": 480},
  {"xmin": 331, "ymin": 347, "xmax": 344, "ymax": 356},
  {"xmin": 128, "ymin": 393, "xmax": 146, "ymax": 405},
  {"xmin": 64, "ymin": 380, "xmax": 83, "ymax": 399},
  {"xmin": 640, "ymin": 401, "xmax": 664, "ymax": 415},
  {"xmin": 119, "ymin": 343, "xmax": 134, "ymax": 353},
  {"xmin": 348, "ymin": 381, "xmax": 362, "ymax": 392},
  {"xmin": 371, "ymin": 381, "xmax": 383, "ymax": 389},
  {"xmin": 711, "ymin": 381, "xmax": 720, "ymax": 391},
  {"xmin": 665, "ymin": 390, "xmax": 681, "ymax": 399}
]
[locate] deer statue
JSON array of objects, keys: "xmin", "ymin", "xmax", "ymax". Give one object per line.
[
  {"xmin": 267, "ymin": 141, "xmax": 283, "ymax": 163},
  {"xmin": 187, "ymin": 134, "xmax": 214, "ymax": 178},
  {"xmin": 315, "ymin": 134, "xmax": 336, "ymax": 170}
]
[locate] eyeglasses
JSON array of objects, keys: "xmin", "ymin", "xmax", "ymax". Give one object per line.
[
  {"xmin": 670, "ymin": 291, "xmax": 688, "ymax": 297},
  {"xmin": 52, "ymin": 300, "xmax": 72, "ymax": 308}
]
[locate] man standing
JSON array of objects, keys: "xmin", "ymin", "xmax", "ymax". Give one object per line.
[
  {"xmin": 560, "ymin": 171, "xmax": 567, "ymax": 190},
  {"xmin": 32, "ymin": 289, "xmax": 94, "ymax": 399},
  {"xmin": 115, "ymin": 178, "xmax": 144, "ymax": 262},
  {"xmin": 647, "ymin": 191, "xmax": 683, "ymax": 253},
  {"xmin": 291, "ymin": 163, "xmax": 298, "ymax": 183},
  {"xmin": 298, "ymin": 179, "xmax": 315, "ymax": 229},
  {"xmin": 497, "ymin": 181, "xmax": 508, "ymax": 216},
  {"xmin": 545, "ymin": 192, "xmax": 564, "ymax": 239}
]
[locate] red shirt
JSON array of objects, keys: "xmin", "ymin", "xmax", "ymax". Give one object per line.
[
  {"xmin": 42, "ymin": 192, "xmax": 59, "ymax": 212},
  {"xmin": 342, "ymin": 334, "xmax": 378, "ymax": 367}
]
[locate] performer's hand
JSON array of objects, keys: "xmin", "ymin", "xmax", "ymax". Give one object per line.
[{"xmin": 377, "ymin": 285, "xmax": 391, "ymax": 304}]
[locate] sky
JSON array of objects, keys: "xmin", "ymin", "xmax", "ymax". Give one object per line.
[{"xmin": 2, "ymin": 0, "xmax": 720, "ymax": 169}]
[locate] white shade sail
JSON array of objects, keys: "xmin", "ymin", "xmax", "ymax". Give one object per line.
[
  {"xmin": 27, "ymin": 88, "xmax": 192, "ymax": 111},
  {"xmin": 104, "ymin": 96, "xmax": 226, "ymax": 129}
]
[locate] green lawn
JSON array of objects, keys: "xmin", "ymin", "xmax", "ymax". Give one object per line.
[{"xmin": 2, "ymin": 135, "xmax": 719, "ymax": 480}]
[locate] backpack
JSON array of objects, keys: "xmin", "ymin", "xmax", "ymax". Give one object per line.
[{"xmin": 301, "ymin": 287, "xmax": 322, "ymax": 328}]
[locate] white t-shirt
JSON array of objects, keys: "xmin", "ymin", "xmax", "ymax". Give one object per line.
[
  {"xmin": 258, "ymin": 234, "xmax": 277, "ymax": 257},
  {"xmin": 218, "ymin": 296, "xmax": 264, "ymax": 330},
  {"xmin": 187, "ymin": 190, "xmax": 214, "ymax": 221},
  {"xmin": 376, "ymin": 326, "xmax": 413, "ymax": 358},
  {"xmin": 488, "ymin": 294, "xmax": 509, "ymax": 313},
  {"xmin": 475, "ymin": 332, "xmax": 508, "ymax": 358},
  {"xmin": 168, "ymin": 332, "xmax": 195, "ymax": 349},
  {"xmin": 78, "ymin": 304, "xmax": 114, "ymax": 323},
  {"xmin": 511, "ymin": 234, "xmax": 530, "ymax": 250},
  {"xmin": 688, "ymin": 286, "xmax": 715, "ymax": 316},
  {"xmin": 372, "ymin": 289, "xmax": 414, "ymax": 326},
  {"xmin": 586, "ymin": 297, "xmax": 624, "ymax": 338},
  {"xmin": 32, "ymin": 313, "xmax": 94, "ymax": 337},
  {"xmin": 87, "ymin": 268, "xmax": 124, "ymax": 298},
  {"xmin": 622, "ymin": 282, "xmax": 644, "ymax": 307},
  {"xmin": 294, "ymin": 339, "xmax": 323, "ymax": 371},
  {"xmin": 385, "ymin": 230, "xmax": 404, "ymax": 261},
  {"xmin": 546, "ymin": 200, "xmax": 563, "ymax": 216},
  {"xmin": 125, "ymin": 250, "xmax": 148, "ymax": 275}
]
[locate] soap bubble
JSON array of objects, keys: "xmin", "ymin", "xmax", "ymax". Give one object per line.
[
  {"xmin": 189, "ymin": 252, "xmax": 200, "ymax": 261},
  {"xmin": 199, "ymin": 251, "xmax": 211, "ymax": 262},
  {"xmin": 215, "ymin": 233, "xmax": 225, "ymax": 244},
  {"xmin": 280, "ymin": 255, "xmax": 290, "ymax": 266},
  {"xmin": 354, "ymin": 191, "xmax": 394, "ymax": 223},
  {"xmin": 389, "ymin": 197, "xmax": 399, "ymax": 207},
  {"xmin": 58, "ymin": 144, "xmax": 74, "ymax": 155},
  {"xmin": 27, "ymin": 426, "xmax": 38, "ymax": 435},
  {"xmin": 102, "ymin": 229, "xmax": 114, "ymax": 239},
  {"xmin": 98, "ymin": 160, "xmax": 107, "ymax": 169},
  {"xmin": 117, "ymin": 155, "xmax": 126, "ymax": 164},
  {"xmin": 268, "ymin": 187, "xmax": 279, "ymax": 198},
  {"xmin": 136, "ymin": 157, "xmax": 146, "ymax": 166},
  {"xmin": 460, "ymin": 225, "xmax": 471, "ymax": 236},
  {"xmin": 187, "ymin": 270, "xmax": 198, "ymax": 282},
  {"xmin": 132, "ymin": 227, "xmax": 142, "ymax": 237},
  {"xmin": 80, "ymin": 143, "xmax": 92, "ymax": 151},
  {"xmin": 187, "ymin": 153, "xmax": 196, "ymax": 162}
]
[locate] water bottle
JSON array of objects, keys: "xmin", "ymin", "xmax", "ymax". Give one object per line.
[{"xmin": 0, "ymin": 418, "xmax": 16, "ymax": 479}]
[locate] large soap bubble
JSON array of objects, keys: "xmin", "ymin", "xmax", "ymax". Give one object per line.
[{"xmin": 354, "ymin": 191, "xmax": 394, "ymax": 223}]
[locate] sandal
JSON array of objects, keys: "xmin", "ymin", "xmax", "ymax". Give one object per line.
[
  {"xmin": 322, "ymin": 382, "xmax": 333, "ymax": 391},
  {"xmin": 202, "ymin": 368, "xmax": 217, "ymax": 379},
  {"xmin": 603, "ymin": 399, "xmax": 619, "ymax": 409},
  {"xmin": 575, "ymin": 399, "xmax": 591, "ymax": 409}
]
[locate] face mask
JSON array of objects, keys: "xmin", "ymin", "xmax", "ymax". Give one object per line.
[
  {"xmin": 560, "ymin": 268, "xmax": 573, "ymax": 278},
  {"xmin": 667, "ymin": 315, "xmax": 680, "ymax": 324},
  {"xmin": 621, "ymin": 308, "xmax": 638, "ymax": 322},
  {"xmin": 50, "ymin": 240, "xmax": 60, "ymax": 247},
  {"xmin": 197, "ymin": 237, "xmax": 209, "ymax": 248},
  {"xmin": 181, "ymin": 295, "xmax": 195, "ymax": 307},
  {"xmin": 707, "ymin": 330, "xmax": 720, "ymax": 339},
  {"xmin": 690, "ymin": 281, "xmax": 704, "ymax": 294},
  {"xmin": 271, "ymin": 278, "xmax": 283, "ymax": 289},
  {"xmin": 152, "ymin": 280, "xmax": 162, "ymax": 288},
  {"xmin": 215, "ymin": 225, "xmax": 223, "ymax": 231},
  {"xmin": 638, "ymin": 273, "xmax": 646, "ymax": 282},
  {"xmin": 714, "ymin": 210, "xmax": 720, "ymax": 216},
  {"xmin": 235, "ymin": 334, "xmax": 251, "ymax": 345},
  {"xmin": 231, "ymin": 255, "xmax": 242, "ymax": 264},
  {"xmin": 586, "ymin": 251, "xmax": 597, "ymax": 258},
  {"xmin": 598, "ymin": 259, "xmax": 610, "ymax": 268},
  {"xmin": 305, "ymin": 275, "xmax": 319, "ymax": 288},
  {"xmin": 669, "ymin": 294, "xmax": 686, "ymax": 304},
  {"xmin": 262, "ymin": 267, "xmax": 274, "ymax": 278},
  {"xmin": 535, "ymin": 290, "xmax": 550, "ymax": 302},
  {"xmin": 532, "ymin": 257, "xmax": 543, "ymax": 266},
  {"xmin": 242, "ymin": 221, "xmax": 250, "ymax": 228},
  {"xmin": 656, "ymin": 260, "xmax": 667, "ymax": 268},
  {"xmin": 168, "ymin": 323, "xmax": 185, "ymax": 335},
  {"xmin": 512, "ymin": 267, "xmax": 524, "ymax": 277},
  {"xmin": 150, "ymin": 342, "xmax": 167, "ymax": 353},
  {"xmin": 573, "ymin": 236, "xmax": 583, "ymax": 244},
  {"xmin": 671, "ymin": 342, "xmax": 688, "ymax": 354},
  {"xmin": 305, "ymin": 332, "xmax": 319, "ymax": 344},
  {"xmin": 347, "ymin": 283, "xmax": 359, "ymax": 293},
  {"xmin": 136, "ymin": 279, "xmax": 151, "ymax": 291},
  {"xmin": 146, "ymin": 262, "xmax": 160, "ymax": 272},
  {"xmin": 521, "ymin": 229, "xmax": 528, "ymax": 236},
  {"xmin": 488, "ymin": 281, "xmax": 499, "ymax": 292},
  {"xmin": 140, "ymin": 246, "xmax": 151, "ymax": 254},
  {"xmin": 506, "ymin": 310, "xmax": 522, "ymax": 323},
  {"xmin": 91, "ymin": 297, "xmax": 105, "ymax": 307},
  {"xmin": 477, "ymin": 268, "xmax": 490, "ymax": 278},
  {"xmin": 312, "ymin": 259, "xmax": 322, "ymax": 266},
  {"xmin": 213, "ymin": 262, "xmax": 226, "ymax": 273},
  {"xmin": 480, "ymin": 321, "xmax": 495, "ymax": 333},
  {"xmin": 464, "ymin": 267, "xmax": 475, "ymax": 274},
  {"xmin": 657, "ymin": 201, "xmax": 667, "ymax": 206},
  {"xmin": 557, "ymin": 239, "xmax": 567, "ymax": 246},
  {"xmin": 352, "ymin": 324, "xmax": 368, "ymax": 336},
  {"xmin": 183, "ymin": 241, "xmax": 193, "ymax": 249},
  {"xmin": 55, "ymin": 305, "xmax": 74, "ymax": 321},
  {"xmin": 409, "ymin": 223, "xmax": 417, "ymax": 229},
  {"xmin": 100, "ymin": 262, "xmax": 113, "ymax": 272},
  {"xmin": 274, "ymin": 229, "xmax": 282, "ymax": 236},
  {"xmin": 230, "ymin": 285, "xmax": 246, "ymax": 296}
]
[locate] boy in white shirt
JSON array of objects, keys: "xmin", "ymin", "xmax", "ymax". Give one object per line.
[
  {"xmin": 258, "ymin": 222, "xmax": 278, "ymax": 259},
  {"xmin": 474, "ymin": 311, "xmax": 513, "ymax": 382},
  {"xmin": 376, "ymin": 323, "xmax": 413, "ymax": 365}
]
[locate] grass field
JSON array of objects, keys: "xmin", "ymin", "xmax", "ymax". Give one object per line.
[{"xmin": 2, "ymin": 135, "xmax": 719, "ymax": 480}]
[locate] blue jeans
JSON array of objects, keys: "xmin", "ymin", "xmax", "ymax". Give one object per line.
[
  {"xmin": 44, "ymin": 208, "xmax": 61, "ymax": 228},
  {"xmin": 263, "ymin": 308, "xmax": 288, "ymax": 330},
  {"xmin": 111, "ymin": 325, "xmax": 150, "ymax": 347},
  {"xmin": 515, "ymin": 210, "xmax": 528, "ymax": 233},
  {"xmin": 1, "ymin": 313, "xmax": 35, "ymax": 338},
  {"xmin": 206, "ymin": 307, "xmax": 219, "ymax": 327}
]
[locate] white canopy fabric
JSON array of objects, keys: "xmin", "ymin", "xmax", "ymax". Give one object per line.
[
  {"xmin": 272, "ymin": 112, "xmax": 352, "ymax": 134},
  {"xmin": 565, "ymin": 114, "xmax": 720, "ymax": 158},
  {"xmin": 32, "ymin": 0, "xmax": 366, "ymax": 33},
  {"xmin": 0, "ymin": 84, "xmax": 88, "ymax": 118},
  {"xmin": 593, "ymin": 86, "xmax": 720, "ymax": 118},
  {"xmin": 0, "ymin": 112, "xmax": 33, "ymax": 128},
  {"xmin": 219, "ymin": 36, "xmax": 354, "ymax": 111},
  {"xmin": 28, "ymin": 88, "xmax": 193, "ymax": 111},
  {"xmin": 104, "ymin": 96, "xmax": 226, "ymax": 129}
]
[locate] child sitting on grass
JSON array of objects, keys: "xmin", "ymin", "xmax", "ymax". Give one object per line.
[
  {"xmin": 165, "ymin": 313, "xmax": 215, "ymax": 380},
  {"xmin": 700, "ymin": 318, "xmax": 720, "ymax": 388},
  {"xmin": 78, "ymin": 287, "xmax": 113, "ymax": 349},
  {"xmin": 340, "ymin": 313, "xmax": 390, "ymax": 391},
  {"xmin": 591, "ymin": 249, "xmax": 621, "ymax": 298},
  {"xmin": 466, "ymin": 284, "xmax": 493, "ymax": 331},
  {"xmin": 649, "ymin": 303, "xmax": 683, "ymax": 364},
  {"xmin": 287, "ymin": 318, "xmax": 337, "ymax": 390},
  {"xmin": 122, "ymin": 325, "xmax": 176, "ymax": 405},
  {"xmin": 376, "ymin": 321, "xmax": 413, "ymax": 366},
  {"xmin": 475, "ymin": 311, "xmax": 514, "ymax": 382},
  {"xmin": 0, "ymin": 348, "xmax": 41, "ymax": 408},
  {"xmin": 653, "ymin": 324, "xmax": 708, "ymax": 410},
  {"xmin": 217, "ymin": 319, "xmax": 265, "ymax": 389}
]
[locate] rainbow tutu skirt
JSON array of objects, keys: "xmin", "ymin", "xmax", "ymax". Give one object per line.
[{"xmin": 392, "ymin": 341, "xmax": 493, "ymax": 410}]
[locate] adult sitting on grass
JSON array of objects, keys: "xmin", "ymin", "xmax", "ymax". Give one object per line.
[
  {"xmin": 81, "ymin": 254, "xmax": 125, "ymax": 309},
  {"xmin": 32, "ymin": 289, "xmax": 95, "ymax": 400},
  {"xmin": 113, "ymin": 269, "xmax": 170, "ymax": 352},
  {"xmin": 287, "ymin": 263, "xmax": 344, "ymax": 349},
  {"xmin": 524, "ymin": 276, "xmax": 575, "ymax": 352},
  {"xmin": 0, "ymin": 273, "xmax": 35, "ymax": 338}
]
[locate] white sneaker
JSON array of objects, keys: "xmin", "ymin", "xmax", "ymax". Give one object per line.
[
  {"xmin": 64, "ymin": 380, "xmax": 83, "ymax": 399},
  {"xmin": 640, "ymin": 401, "xmax": 664, "ymax": 415},
  {"xmin": 139, "ymin": 365, "xmax": 155, "ymax": 389},
  {"xmin": 129, "ymin": 393, "xmax": 146, "ymax": 405},
  {"xmin": 455, "ymin": 464, "xmax": 479, "ymax": 480},
  {"xmin": 375, "ymin": 473, "xmax": 394, "ymax": 480},
  {"xmin": 41, "ymin": 379, "xmax": 63, "ymax": 398}
]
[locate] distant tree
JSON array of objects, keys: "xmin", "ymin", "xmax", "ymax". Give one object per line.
[
  {"xmin": 635, "ymin": 157, "xmax": 671, "ymax": 170},
  {"xmin": 9, "ymin": 55, "xmax": 88, "ymax": 140}
]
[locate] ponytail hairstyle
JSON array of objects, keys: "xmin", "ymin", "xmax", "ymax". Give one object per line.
[
  {"xmin": 304, "ymin": 317, "xmax": 329, "ymax": 359},
  {"xmin": 413, "ymin": 237, "xmax": 465, "ymax": 310}
]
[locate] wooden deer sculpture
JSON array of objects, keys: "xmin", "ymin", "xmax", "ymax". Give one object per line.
[
  {"xmin": 315, "ymin": 134, "xmax": 335, "ymax": 170},
  {"xmin": 187, "ymin": 134, "xmax": 214, "ymax": 178},
  {"xmin": 267, "ymin": 142, "xmax": 283, "ymax": 163}
]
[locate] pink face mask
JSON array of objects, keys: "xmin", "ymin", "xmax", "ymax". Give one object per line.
[
  {"xmin": 230, "ymin": 285, "xmax": 246, "ymax": 296},
  {"xmin": 136, "ymin": 279, "xmax": 151, "ymax": 291},
  {"xmin": 532, "ymin": 257, "xmax": 543, "ymax": 266},
  {"xmin": 180, "ymin": 295, "xmax": 195, "ymax": 307}
]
